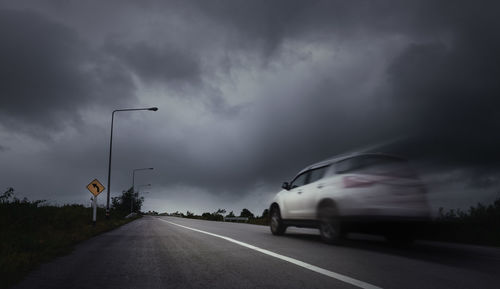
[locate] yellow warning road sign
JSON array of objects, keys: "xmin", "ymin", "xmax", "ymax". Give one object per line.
[{"xmin": 87, "ymin": 179, "xmax": 105, "ymax": 197}]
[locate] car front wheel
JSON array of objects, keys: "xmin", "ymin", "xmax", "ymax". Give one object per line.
[{"xmin": 270, "ymin": 207, "xmax": 286, "ymax": 235}]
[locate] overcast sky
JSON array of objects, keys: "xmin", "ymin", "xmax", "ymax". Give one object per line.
[{"xmin": 1, "ymin": 0, "xmax": 499, "ymax": 215}]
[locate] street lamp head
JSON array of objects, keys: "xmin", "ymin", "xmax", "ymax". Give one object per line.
[{"xmin": 148, "ymin": 107, "xmax": 158, "ymax": 111}]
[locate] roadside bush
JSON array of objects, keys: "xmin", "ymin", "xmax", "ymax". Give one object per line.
[
  {"xmin": 423, "ymin": 197, "xmax": 500, "ymax": 246},
  {"xmin": 111, "ymin": 187, "xmax": 144, "ymax": 216}
]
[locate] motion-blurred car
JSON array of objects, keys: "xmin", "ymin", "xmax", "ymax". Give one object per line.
[{"xmin": 269, "ymin": 152, "xmax": 430, "ymax": 244}]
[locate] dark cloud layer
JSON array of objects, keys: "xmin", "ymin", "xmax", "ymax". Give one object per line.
[
  {"xmin": 0, "ymin": 9, "xmax": 135, "ymax": 136},
  {"xmin": 385, "ymin": 1, "xmax": 500, "ymax": 166},
  {"xmin": 1, "ymin": 0, "xmax": 499, "ymax": 212},
  {"xmin": 190, "ymin": 0, "xmax": 423, "ymax": 57},
  {"xmin": 107, "ymin": 42, "xmax": 201, "ymax": 86}
]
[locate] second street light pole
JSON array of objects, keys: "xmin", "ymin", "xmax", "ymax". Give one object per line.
[
  {"xmin": 132, "ymin": 183, "xmax": 151, "ymax": 213},
  {"xmin": 131, "ymin": 168, "xmax": 153, "ymax": 213},
  {"xmin": 105, "ymin": 107, "xmax": 158, "ymax": 219}
]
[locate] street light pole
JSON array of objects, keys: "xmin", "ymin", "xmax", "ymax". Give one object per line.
[
  {"xmin": 105, "ymin": 107, "xmax": 158, "ymax": 219},
  {"xmin": 133, "ymin": 184, "xmax": 151, "ymax": 213},
  {"xmin": 131, "ymin": 169, "xmax": 153, "ymax": 214}
]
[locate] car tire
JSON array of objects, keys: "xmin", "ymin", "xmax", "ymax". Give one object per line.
[
  {"xmin": 270, "ymin": 207, "xmax": 286, "ymax": 235},
  {"xmin": 318, "ymin": 205, "xmax": 343, "ymax": 244}
]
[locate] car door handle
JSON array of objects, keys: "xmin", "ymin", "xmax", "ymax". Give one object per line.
[
  {"xmin": 317, "ymin": 184, "xmax": 324, "ymax": 189},
  {"xmin": 297, "ymin": 191, "xmax": 302, "ymax": 194}
]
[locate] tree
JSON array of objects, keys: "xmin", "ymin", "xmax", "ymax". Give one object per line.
[
  {"xmin": 171, "ymin": 211, "xmax": 184, "ymax": 217},
  {"xmin": 111, "ymin": 187, "xmax": 144, "ymax": 215},
  {"xmin": 200, "ymin": 209, "xmax": 226, "ymax": 221},
  {"xmin": 226, "ymin": 211, "xmax": 235, "ymax": 217},
  {"xmin": 240, "ymin": 208, "xmax": 255, "ymax": 219},
  {"xmin": 0, "ymin": 187, "xmax": 14, "ymax": 203},
  {"xmin": 0, "ymin": 187, "xmax": 44, "ymax": 206},
  {"xmin": 215, "ymin": 208, "xmax": 226, "ymax": 215},
  {"xmin": 261, "ymin": 209, "xmax": 269, "ymax": 219},
  {"xmin": 212, "ymin": 209, "xmax": 225, "ymax": 221}
]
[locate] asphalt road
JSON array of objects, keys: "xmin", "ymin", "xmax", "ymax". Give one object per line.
[{"xmin": 12, "ymin": 216, "xmax": 500, "ymax": 289}]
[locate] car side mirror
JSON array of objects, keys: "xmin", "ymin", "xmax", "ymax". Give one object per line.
[{"xmin": 282, "ymin": 182, "xmax": 290, "ymax": 190}]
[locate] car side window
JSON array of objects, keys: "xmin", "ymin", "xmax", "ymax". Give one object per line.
[
  {"xmin": 309, "ymin": 166, "xmax": 329, "ymax": 183},
  {"xmin": 290, "ymin": 172, "xmax": 309, "ymax": 188}
]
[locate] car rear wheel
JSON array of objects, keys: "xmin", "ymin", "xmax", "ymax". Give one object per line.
[
  {"xmin": 270, "ymin": 207, "xmax": 286, "ymax": 235},
  {"xmin": 318, "ymin": 205, "xmax": 342, "ymax": 244}
]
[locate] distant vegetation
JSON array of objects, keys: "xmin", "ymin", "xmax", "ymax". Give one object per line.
[
  {"xmin": 159, "ymin": 197, "xmax": 500, "ymax": 246},
  {"xmin": 424, "ymin": 197, "xmax": 500, "ymax": 246},
  {"xmin": 111, "ymin": 187, "xmax": 144, "ymax": 215},
  {"xmin": 162, "ymin": 208, "xmax": 270, "ymax": 226},
  {"xmin": 0, "ymin": 188, "xmax": 140, "ymax": 289}
]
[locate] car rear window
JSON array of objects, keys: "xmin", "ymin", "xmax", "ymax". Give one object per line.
[{"xmin": 334, "ymin": 155, "xmax": 417, "ymax": 178}]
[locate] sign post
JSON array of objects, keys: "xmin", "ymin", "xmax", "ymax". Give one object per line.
[
  {"xmin": 86, "ymin": 179, "xmax": 105, "ymax": 226},
  {"xmin": 92, "ymin": 196, "xmax": 97, "ymax": 225}
]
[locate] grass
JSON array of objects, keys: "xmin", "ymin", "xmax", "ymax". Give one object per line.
[{"xmin": 0, "ymin": 198, "xmax": 140, "ymax": 289}]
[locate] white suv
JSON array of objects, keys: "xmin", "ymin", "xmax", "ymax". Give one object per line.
[{"xmin": 269, "ymin": 153, "xmax": 430, "ymax": 244}]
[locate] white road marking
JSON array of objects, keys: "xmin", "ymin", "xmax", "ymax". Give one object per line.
[{"xmin": 158, "ymin": 218, "xmax": 383, "ymax": 289}]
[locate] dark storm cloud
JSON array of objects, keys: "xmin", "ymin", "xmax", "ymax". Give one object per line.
[
  {"xmin": 97, "ymin": 0, "xmax": 500, "ymax": 195},
  {"xmin": 464, "ymin": 169, "xmax": 500, "ymax": 190},
  {"xmin": 0, "ymin": 144, "xmax": 9, "ymax": 152},
  {"xmin": 385, "ymin": 0, "xmax": 500, "ymax": 166},
  {"xmin": 194, "ymin": 0, "xmax": 500, "ymax": 166},
  {"xmin": 1, "ymin": 0, "xmax": 500, "ymax": 212},
  {"xmin": 165, "ymin": 0, "xmax": 500, "ymax": 193},
  {"xmin": 107, "ymin": 41, "xmax": 201, "ymax": 86},
  {"xmin": 0, "ymin": 9, "xmax": 135, "ymax": 136},
  {"xmin": 189, "ymin": 0, "xmax": 421, "ymax": 58}
]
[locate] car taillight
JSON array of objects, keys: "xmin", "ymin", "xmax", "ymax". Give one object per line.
[{"xmin": 343, "ymin": 176, "xmax": 375, "ymax": 188}]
